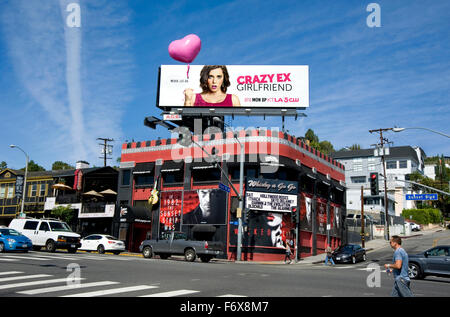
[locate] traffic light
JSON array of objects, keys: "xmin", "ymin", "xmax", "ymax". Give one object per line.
[
  {"xmin": 244, "ymin": 210, "xmax": 250, "ymax": 223},
  {"xmin": 370, "ymin": 172, "xmax": 379, "ymax": 195},
  {"xmin": 290, "ymin": 207, "xmax": 299, "ymax": 224}
]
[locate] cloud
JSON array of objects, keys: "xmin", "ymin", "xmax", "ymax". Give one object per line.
[{"xmin": 1, "ymin": 0, "xmax": 134, "ymax": 168}]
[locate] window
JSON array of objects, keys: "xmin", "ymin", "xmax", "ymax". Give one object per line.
[
  {"xmin": 368, "ymin": 157, "xmax": 376, "ymax": 171},
  {"xmin": 0, "ymin": 184, "xmax": 6, "ymax": 198},
  {"xmin": 351, "ymin": 176, "xmax": 366, "ymax": 183},
  {"xmin": 135, "ymin": 174, "xmax": 155, "ymax": 186},
  {"xmin": 353, "ymin": 158, "xmax": 362, "ymax": 172},
  {"xmin": 399, "ymin": 160, "xmax": 407, "ymax": 169},
  {"xmin": 161, "ymin": 171, "xmax": 184, "ymax": 184},
  {"xmin": 24, "ymin": 221, "xmax": 39, "ymax": 230},
  {"xmin": 7, "ymin": 185, "xmax": 14, "ymax": 198},
  {"xmin": 39, "ymin": 222, "xmax": 50, "ymax": 231},
  {"xmin": 122, "ymin": 170, "xmax": 131, "ymax": 186},
  {"xmin": 386, "ymin": 161, "xmax": 397, "ymax": 169},
  {"xmin": 30, "ymin": 184, "xmax": 37, "ymax": 197},
  {"xmin": 40, "ymin": 184, "xmax": 47, "ymax": 196}
]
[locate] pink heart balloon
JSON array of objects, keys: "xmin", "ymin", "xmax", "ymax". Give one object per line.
[{"xmin": 168, "ymin": 34, "xmax": 201, "ymax": 63}]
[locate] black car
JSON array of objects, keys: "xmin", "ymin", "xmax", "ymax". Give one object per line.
[
  {"xmin": 408, "ymin": 245, "xmax": 450, "ymax": 280},
  {"xmin": 332, "ymin": 244, "xmax": 366, "ymax": 264}
]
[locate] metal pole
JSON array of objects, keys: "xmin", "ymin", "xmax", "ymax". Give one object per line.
[
  {"xmin": 360, "ymin": 185, "xmax": 365, "ymax": 248},
  {"xmin": 236, "ymin": 141, "xmax": 244, "ymax": 261},
  {"xmin": 381, "ymin": 144, "xmax": 390, "ymax": 240}
]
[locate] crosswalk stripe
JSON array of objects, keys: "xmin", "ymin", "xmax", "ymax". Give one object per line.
[
  {"xmin": 61, "ymin": 285, "xmax": 158, "ymax": 297},
  {"xmin": 140, "ymin": 290, "xmax": 200, "ymax": 297},
  {"xmin": 0, "ymin": 278, "xmax": 84, "ymax": 290},
  {"xmin": 0, "ymin": 258, "xmax": 18, "ymax": 262},
  {"xmin": 0, "ymin": 274, "xmax": 52, "ymax": 283},
  {"xmin": 0, "ymin": 271, "xmax": 23, "ymax": 276},
  {"xmin": 1, "ymin": 255, "xmax": 50, "ymax": 261},
  {"xmin": 217, "ymin": 294, "xmax": 247, "ymax": 297},
  {"xmin": 17, "ymin": 281, "xmax": 120, "ymax": 295},
  {"xmin": 27, "ymin": 254, "xmax": 82, "ymax": 261}
]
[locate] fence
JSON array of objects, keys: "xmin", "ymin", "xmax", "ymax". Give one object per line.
[{"xmin": 346, "ymin": 215, "xmax": 410, "ymax": 244}]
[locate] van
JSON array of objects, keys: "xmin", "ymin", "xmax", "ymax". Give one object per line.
[{"xmin": 9, "ymin": 218, "xmax": 81, "ymax": 253}]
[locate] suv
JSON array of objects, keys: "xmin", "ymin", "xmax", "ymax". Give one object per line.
[{"xmin": 9, "ymin": 218, "xmax": 81, "ymax": 253}]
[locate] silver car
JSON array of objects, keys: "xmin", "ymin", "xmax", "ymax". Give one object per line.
[{"xmin": 408, "ymin": 246, "xmax": 450, "ymax": 279}]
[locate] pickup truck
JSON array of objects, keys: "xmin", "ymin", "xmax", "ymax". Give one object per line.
[{"xmin": 139, "ymin": 231, "xmax": 223, "ymax": 263}]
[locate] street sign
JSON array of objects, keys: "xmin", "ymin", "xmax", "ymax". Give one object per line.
[
  {"xmin": 405, "ymin": 193, "xmax": 438, "ymax": 201},
  {"xmin": 218, "ymin": 182, "xmax": 231, "ymax": 193}
]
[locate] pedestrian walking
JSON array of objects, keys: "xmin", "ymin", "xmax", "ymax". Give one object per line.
[
  {"xmin": 384, "ymin": 235, "xmax": 413, "ymax": 297},
  {"xmin": 324, "ymin": 245, "xmax": 335, "ymax": 266},
  {"xmin": 284, "ymin": 240, "xmax": 292, "ymax": 264}
]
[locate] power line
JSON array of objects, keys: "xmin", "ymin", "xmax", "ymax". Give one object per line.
[{"xmin": 97, "ymin": 138, "xmax": 114, "ymax": 167}]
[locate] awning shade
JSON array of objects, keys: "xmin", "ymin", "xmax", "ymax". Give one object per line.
[
  {"xmin": 133, "ymin": 162, "xmax": 155, "ymax": 174},
  {"xmin": 82, "ymin": 190, "xmax": 104, "ymax": 197},
  {"xmin": 99, "ymin": 189, "xmax": 117, "ymax": 195},
  {"xmin": 160, "ymin": 160, "xmax": 184, "ymax": 172},
  {"xmin": 52, "ymin": 183, "xmax": 73, "ymax": 190}
]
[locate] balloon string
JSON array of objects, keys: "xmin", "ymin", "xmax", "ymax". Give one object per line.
[{"xmin": 187, "ymin": 64, "xmax": 190, "ymax": 79}]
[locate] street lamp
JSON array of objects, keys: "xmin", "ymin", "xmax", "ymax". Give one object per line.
[
  {"xmin": 213, "ymin": 117, "xmax": 245, "ymax": 262},
  {"xmin": 392, "ymin": 127, "xmax": 450, "ymax": 138},
  {"xmin": 9, "ymin": 144, "xmax": 29, "ymax": 218}
]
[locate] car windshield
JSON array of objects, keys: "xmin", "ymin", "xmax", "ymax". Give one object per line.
[
  {"xmin": 0, "ymin": 228, "xmax": 21, "ymax": 236},
  {"xmin": 49, "ymin": 222, "xmax": 72, "ymax": 232},
  {"xmin": 337, "ymin": 245, "xmax": 354, "ymax": 252}
]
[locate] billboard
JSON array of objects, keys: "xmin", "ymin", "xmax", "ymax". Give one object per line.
[
  {"xmin": 182, "ymin": 189, "xmax": 227, "ymax": 225},
  {"xmin": 158, "ymin": 65, "xmax": 309, "ymax": 109}
]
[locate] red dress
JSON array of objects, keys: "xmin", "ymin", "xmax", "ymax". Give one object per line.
[{"xmin": 194, "ymin": 94, "xmax": 233, "ymax": 107}]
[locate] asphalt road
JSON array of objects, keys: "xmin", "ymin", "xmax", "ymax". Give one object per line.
[{"xmin": 0, "ymin": 230, "xmax": 448, "ymax": 299}]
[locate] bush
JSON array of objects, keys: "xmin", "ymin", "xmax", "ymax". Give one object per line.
[{"xmin": 401, "ymin": 208, "xmax": 442, "ymax": 224}]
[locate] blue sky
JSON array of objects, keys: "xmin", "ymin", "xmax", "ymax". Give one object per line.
[{"xmin": 1, "ymin": 0, "xmax": 449, "ymax": 170}]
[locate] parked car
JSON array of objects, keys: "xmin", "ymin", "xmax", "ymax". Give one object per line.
[
  {"xmin": 80, "ymin": 234, "xmax": 125, "ymax": 255},
  {"xmin": 332, "ymin": 244, "xmax": 366, "ymax": 264},
  {"xmin": 408, "ymin": 245, "xmax": 450, "ymax": 280},
  {"xmin": 9, "ymin": 218, "xmax": 81, "ymax": 253},
  {"xmin": 0, "ymin": 226, "xmax": 33, "ymax": 252},
  {"xmin": 140, "ymin": 231, "xmax": 224, "ymax": 262},
  {"xmin": 410, "ymin": 222, "xmax": 421, "ymax": 231}
]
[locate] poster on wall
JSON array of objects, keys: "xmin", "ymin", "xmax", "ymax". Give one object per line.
[
  {"xmin": 316, "ymin": 198, "xmax": 327, "ymax": 235},
  {"xmin": 182, "ymin": 189, "xmax": 227, "ymax": 225},
  {"xmin": 158, "ymin": 65, "xmax": 309, "ymax": 109},
  {"xmin": 159, "ymin": 191, "xmax": 183, "ymax": 232},
  {"xmin": 299, "ymin": 193, "xmax": 313, "ymax": 232},
  {"xmin": 229, "ymin": 205, "xmax": 294, "ymax": 250},
  {"xmin": 331, "ymin": 204, "xmax": 342, "ymax": 237}
]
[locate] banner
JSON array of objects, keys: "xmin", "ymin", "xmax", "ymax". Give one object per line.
[
  {"xmin": 158, "ymin": 65, "xmax": 309, "ymax": 108},
  {"xmin": 182, "ymin": 189, "xmax": 227, "ymax": 225},
  {"xmin": 159, "ymin": 191, "xmax": 183, "ymax": 231}
]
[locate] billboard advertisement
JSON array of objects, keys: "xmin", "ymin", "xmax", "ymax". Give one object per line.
[
  {"xmin": 159, "ymin": 191, "xmax": 183, "ymax": 232},
  {"xmin": 182, "ymin": 189, "xmax": 227, "ymax": 225},
  {"xmin": 158, "ymin": 65, "xmax": 309, "ymax": 109}
]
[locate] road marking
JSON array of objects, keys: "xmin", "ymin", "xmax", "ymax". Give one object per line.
[
  {"xmin": 17, "ymin": 281, "xmax": 120, "ymax": 295},
  {"xmin": 0, "ymin": 278, "xmax": 84, "ymax": 290},
  {"xmin": 26, "ymin": 254, "xmax": 81, "ymax": 261},
  {"xmin": 61, "ymin": 285, "xmax": 158, "ymax": 297},
  {"xmin": 0, "ymin": 274, "xmax": 52, "ymax": 283},
  {"xmin": 140, "ymin": 290, "xmax": 200, "ymax": 297},
  {"xmin": 217, "ymin": 294, "xmax": 247, "ymax": 297},
  {"xmin": 0, "ymin": 271, "xmax": 23, "ymax": 276},
  {"xmin": 0, "ymin": 258, "xmax": 18, "ymax": 262},
  {"xmin": 1, "ymin": 255, "xmax": 50, "ymax": 261}
]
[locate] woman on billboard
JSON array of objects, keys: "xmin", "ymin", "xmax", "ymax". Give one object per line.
[{"xmin": 184, "ymin": 65, "xmax": 241, "ymax": 107}]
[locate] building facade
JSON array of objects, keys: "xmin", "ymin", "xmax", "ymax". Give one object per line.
[
  {"xmin": 332, "ymin": 146, "xmax": 426, "ymax": 219},
  {"xmin": 116, "ymin": 129, "xmax": 346, "ymax": 260}
]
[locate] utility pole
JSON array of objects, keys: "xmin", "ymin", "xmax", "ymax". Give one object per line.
[
  {"xmin": 361, "ymin": 185, "xmax": 365, "ymax": 248},
  {"xmin": 369, "ymin": 128, "xmax": 392, "ymax": 240},
  {"xmin": 97, "ymin": 138, "xmax": 114, "ymax": 167}
]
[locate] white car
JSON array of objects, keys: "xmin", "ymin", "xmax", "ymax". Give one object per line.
[
  {"xmin": 410, "ymin": 222, "xmax": 421, "ymax": 231},
  {"xmin": 79, "ymin": 234, "xmax": 125, "ymax": 255}
]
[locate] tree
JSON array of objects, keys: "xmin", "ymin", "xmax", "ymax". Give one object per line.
[
  {"xmin": 304, "ymin": 129, "xmax": 335, "ymax": 155},
  {"xmin": 318, "ymin": 141, "xmax": 335, "ymax": 155},
  {"xmin": 50, "ymin": 205, "xmax": 75, "ymax": 224},
  {"xmin": 305, "ymin": 129, "xmax": 319, "ymax": 144},
  {"xmin": 20, "ymin": 160, "xmax": 45, "ymax": 172},
  {"xmin": 0, "ymin": 161, "xmax": 7, "ymax": 170},
  {"xmin": 52, "ymin": 161, "xmax": 74, "ymax": 170}
]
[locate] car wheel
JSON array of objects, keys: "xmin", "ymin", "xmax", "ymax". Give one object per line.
[
  {"xmin": 184, "ymin": 248, "xmax": 196, "ymax": 262},
  {"xmin": 0, "ymin": 242, "xmax": 4, "ymax": 253},
  {"xmin": 408, "ymin": 263, "xmax": 423, "ymax": 280},
  {"xmin": 142, "ymin": 246, "xmax": 153, "ymax": 259},
  {"xmin": 200, "ymin": 256, "xmax": 212, "ymax": 263},
  {"xmin": 46, "ymin": 240, "xmax": 56, "ymax": 253},
  {"xmin": 97, "ymin": 245, "xmax": 105, "ymax": 254}
]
